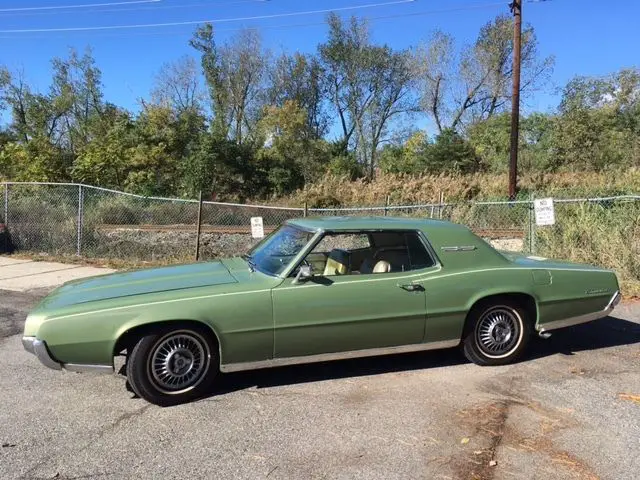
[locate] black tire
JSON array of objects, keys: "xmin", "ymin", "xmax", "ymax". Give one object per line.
[
  {"xmin": 462, "ymin": 299, "xmax": 533, "ymax": 366},
  {"xmin": 126, "ymin": 325, "xmax": 219, "ymax": 406}
]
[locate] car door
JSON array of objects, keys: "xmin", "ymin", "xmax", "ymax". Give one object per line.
[
  {"xmin": 272, "ymin": 271, "xmax": 428, "ymax": 358},
  {"xmin": 271, "ymin": 230, "xmax": 437, "ymax": 359}
]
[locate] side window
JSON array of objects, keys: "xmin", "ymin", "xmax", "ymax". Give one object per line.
[
  {"xmin": 294, "ymin": 230, "xmax": 435, "ymax": 277},
  {"xmin": 368, "ymin": 231, "xmax": 435, "ymax": 273},
  {"xmin": 311, "ymin": 233, "xmax": 370, "ymax": 254},
  {"xmin": 405, "ymin": 232, "xmax": 435, "ymax": 269},
  {"xmin": 294, "ymin": 233, "xmax": 372, "ymax": 277}
]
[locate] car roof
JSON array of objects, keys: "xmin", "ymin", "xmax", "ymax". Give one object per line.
[{"xmin": 286, "ymin": 216, "xmax": 469, "ymax": 233}]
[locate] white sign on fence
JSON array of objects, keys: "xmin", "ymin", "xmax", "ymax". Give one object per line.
[
  {"xmin": 534, "ymin": 198, "xmax": 555, "ymax": 226},
  {"xmin": 250, "ymin": 217, "xmax": 265, "ymax": 238}
]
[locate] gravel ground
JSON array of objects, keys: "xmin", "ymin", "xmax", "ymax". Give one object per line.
[{"xmin": 0, "ymin": 290, "xmax": 638, "ymax": 480}]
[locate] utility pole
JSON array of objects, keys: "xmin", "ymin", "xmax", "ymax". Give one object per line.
[{"xmin": 508, "ymin": 0, "xmax": 522, "ymax": 200}]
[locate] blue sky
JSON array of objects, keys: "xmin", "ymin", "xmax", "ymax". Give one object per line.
[{"xmin": 0, "ymin": 0, "xmax": 638, "ymax": 119}]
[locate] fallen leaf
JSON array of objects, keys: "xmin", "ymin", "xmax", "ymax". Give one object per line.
[
  {"xmin": 618, "ymin": 393, "xmax": 640, "ymax": 405},
  {"xmin": 489, "ymin": 460, "xmax": 498, "ymax": 467},
  {"xmin": 460, "ymin": 437, "xmax": 470, "ymax": 444}
]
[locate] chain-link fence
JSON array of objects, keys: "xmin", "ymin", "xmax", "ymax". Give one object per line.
[
  {"xmin": 0, "ymin": 182, "xmax": 304, "ymax": 261},
  {"xmin": 1, "ymin": 183, "xmax": 638, "ymax": 286}
]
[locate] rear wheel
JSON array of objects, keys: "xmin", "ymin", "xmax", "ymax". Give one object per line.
[
  {"xmin": 126, "ymin": 325, "xmax": 218, "ymax": 406},
  {"xmin": 462, "ymin": 299, "xmax": 532, "ymax": 366}
]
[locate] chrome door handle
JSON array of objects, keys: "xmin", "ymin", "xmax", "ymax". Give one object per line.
[{"xmin": 397, "ymin": 283, "xmax": 424, "ymax": 292}]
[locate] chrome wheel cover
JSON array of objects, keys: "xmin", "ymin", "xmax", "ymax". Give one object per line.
[
  {"xmin": 475, "ymin": 307, "xmax": 523, "ymax": 359},
  {"xmin": 148, "ymin": 331, "xmax": 210, "ymax": 395}
]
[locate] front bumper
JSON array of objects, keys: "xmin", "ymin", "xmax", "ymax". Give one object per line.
[
  {"xmin": 22, "ymin": 337, "xmax": 113, "ymax": 374},
  {"xmin": 537, "ymin": 290, "xmax": 622, "ymax": 333}
]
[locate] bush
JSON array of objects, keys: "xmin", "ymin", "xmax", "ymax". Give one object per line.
[
  {"xmin": 91, "ymin": 199, "xmax": 139, "ymax": 225},
  {"xmin": 143, "ymin": 202, "xmax": 198, "ymax": 225}
]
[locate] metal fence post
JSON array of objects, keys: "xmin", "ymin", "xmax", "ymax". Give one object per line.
[
  {"xmin": 76, "ymin": 185, "xmax": 84, "ymax": 256},
  {"xmin": 195, "ymin": 191, "xmax": 203, "ymax": 261},
  {"xmin": 529, "ymin": 192, "xmax": 535, "ymax": 254},
  {"xmin": 2, "ymin": 183, "xmax": 7, "ymax": 253},
  {"xmin": 384, "ymin": 195, "xmax": 390, "ymax": 216},
  {"xmin": 3, "ymin": 183, "xmax": 8, "ymax": 226},
  {"xmin": 303, "ymin": 201, "xmax": 308, "ymax": 218}
]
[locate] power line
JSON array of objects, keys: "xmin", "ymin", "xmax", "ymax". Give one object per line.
[
  {"xmin": 0, "ymin": 0, "xmax": 265, "ymax": 17},
  {"xmin": 0, "ymin": 0, "xmax": 415, "ymax": 34},
  {"xmin": 0, "ymin": 0, "xmax": 553, "ymax": 40},
  {"xmin": 0, "ymin": 0, "xmax": 162, "ymax": 13}
]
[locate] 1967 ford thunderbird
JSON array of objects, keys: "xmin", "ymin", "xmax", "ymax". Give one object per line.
[{"xmin": 22, "ymin": 217, "xmax": 621, "ymax": 405}]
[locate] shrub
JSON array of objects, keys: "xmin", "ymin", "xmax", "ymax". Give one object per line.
[{"xmin": 91, "ymin": 199, "xmax": 139, "ymax": 225}]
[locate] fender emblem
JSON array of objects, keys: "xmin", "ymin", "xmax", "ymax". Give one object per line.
[{"xmin": 585, "ymin": 288, "xmax": 610, "ymax": 295}]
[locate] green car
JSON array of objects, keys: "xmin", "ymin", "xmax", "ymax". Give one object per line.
[{"xmin": 22, "ymin": 217, "xmax": 621, "ymax": 406}]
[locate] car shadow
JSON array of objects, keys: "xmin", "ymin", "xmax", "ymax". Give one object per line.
[
  {"xmin": 528, "ymin": 315, "xmax": 640, "ymax": 359},
  {"xmin": 203, "ymin": 315, "xmax": 640, "ymax": 399}
]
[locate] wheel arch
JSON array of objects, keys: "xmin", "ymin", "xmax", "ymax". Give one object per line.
[
  {"xmin": 463, "ymin": 291, "xmax": 539, "ymax": 333},
  {"xmin": 113, "ymin": 319, "xmax": 222, "ymax": 364}
]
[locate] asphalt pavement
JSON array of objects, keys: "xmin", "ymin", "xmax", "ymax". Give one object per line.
[{"xmin": 0, "ymin": 288, "xmax": 639, "ymax": 480}]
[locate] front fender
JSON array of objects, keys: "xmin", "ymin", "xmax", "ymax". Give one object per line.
[{"xmin": 38, "ymin": 288, "xmax": 274, "ymax": 366}]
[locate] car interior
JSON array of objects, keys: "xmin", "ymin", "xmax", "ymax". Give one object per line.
[{"xmin": 298, "ymin": 230, "xmax": 436, "ymax": 277}]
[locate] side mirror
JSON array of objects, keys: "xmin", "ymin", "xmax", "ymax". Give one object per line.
[{"xmin": 293, "ymin": 264, "xmax": 313, "ymax": 284}]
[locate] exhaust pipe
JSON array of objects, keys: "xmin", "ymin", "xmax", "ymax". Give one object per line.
[{"xmin": 538, "ymin": 329, "xmax": 552, "ymax": 339}]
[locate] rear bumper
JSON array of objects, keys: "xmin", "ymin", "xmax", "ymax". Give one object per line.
[
  {"xmin": 537, "ymin": 290, "xmax": 621, "ymax": 333},
  {"xmin": 22, "ymin": 337, "xmax": 113, "ymax": 374}
]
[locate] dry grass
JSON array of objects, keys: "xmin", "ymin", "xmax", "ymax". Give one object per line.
[
  {"xmin": 6, "ymin": 252, "xmax": 179, "ymax": 271},
  {"xmin": 276, "ymin": 170, "xmax": 640, "ymax": 206},
  {"xmin": 535, "ymin": 202, "xmax": 640, "ymax": 296}
]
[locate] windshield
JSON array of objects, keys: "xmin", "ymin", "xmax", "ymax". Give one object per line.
[{"xmin": 247, "ymin": 225, "xmax": 314, "ymax": 276}]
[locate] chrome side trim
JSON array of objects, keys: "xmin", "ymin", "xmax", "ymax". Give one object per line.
[
  {"xmin": 22, "ymin": 336, "xmax": 36, "ymax": 354},
  {"xmin": 606, "ymin": 290, "xmax": 622, "ymax": 309},
  {"xmin": 537, "ymin": 290, "xmax": 621, "ymax": 333},
  {"xmin": 64, "ymin": 363, "xmax": 114, "ymax": 374},
  {"xmin": 22, "ymin": 336, "xmax": 113, "ymax": 373},
  {"xmin": 220, "ymin": 339, "xmax": 461, "ymax": 373},
  {"xmin": 440, "ymin": 246, "xmax": 477, "ymax": 252},
  {"xmin": 32, "ymin": 339, "xmax": 62, "ymax": 371}
]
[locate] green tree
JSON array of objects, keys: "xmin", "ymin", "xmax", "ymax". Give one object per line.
[
  {"xmin": 424, "ymin": 129, "xmax": 481, "ymax": 174},
  {"xmin": 268, "ymin": 51, "xmax": 327, "ymax": 138},
  {"xmin": 191, "ymin": 25, "xmax": 267, "ymax": 144},
  {"xmin": 319, "ymin": 14, "xmax": 415, "ymax": 177},
  {"xmin": 413, "ymin": 16, "xmax": 554, "ymax": 133},
  {"xmin": 378, "ymin": 132, "xmax": 430, "ymax": 174},
  {"xmin": 71, "ymin": 111, "xmax": 132, "ymax": 189},
  {"xmin": 468, "ymin": 112, "xmax": 555, "ymax": 173},
  {"xmin": 150, "ymin": 55, "xmax": 204, "ymax": 114},
  {"xmin": 552, "ymin": 68, "xmax": 640, "ymax": 171},
  {"xmin": 257, "ymin": 100, "xmax": 329, "ymax": 187}
]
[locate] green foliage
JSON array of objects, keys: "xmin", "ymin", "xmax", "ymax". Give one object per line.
[
  {"xmin": 423, "ymin": 129, "xmax": 482, "ymax": 174},
  {"xmin": 467, "ymin": 112, "xmax": 555, "ymax": 173},
  {"xmin": 327, "ymin": 154, "xmax": 364, "ymax": 180},
  {"xmin": 379, "ymin": 132, "xmax": 430, "ymax": 174},
  {"xmin": 0, "ymin": 19, "xmax": 637, "ymax": 200},
  {"xmin": 0, "ymin": 138, "xmax": 70, "ymax": 182},
  {"xmin": 91, "ymin": 198, "xmax": 138, "ymax": 225}
]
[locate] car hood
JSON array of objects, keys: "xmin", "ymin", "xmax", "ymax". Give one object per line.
[{"xmin": 36, "ymin": 261, "xmax": 238, "ymax": 311}]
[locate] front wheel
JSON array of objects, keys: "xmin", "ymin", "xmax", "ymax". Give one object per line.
[
  {"xmin": 126, "ymin": 326, "xmax": 219, "ymax": 406},
  {"xmin": 462, "ymin": 300, "xmax": 532, "ymax": 366}
]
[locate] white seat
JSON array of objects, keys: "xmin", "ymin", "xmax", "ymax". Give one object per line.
[{"xmin": 372, "ymin": 260, "xmax": 391, "ymax": 273}]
